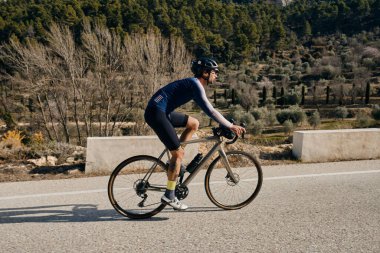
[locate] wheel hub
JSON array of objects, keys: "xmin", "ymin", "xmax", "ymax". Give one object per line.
[
  {"xmin": 226, "ymin": 173, "xmax": 240, "ymax": 186},
  {"xmin": 134, "ymin": 180, "xmax": 148, "ymax": 196}
]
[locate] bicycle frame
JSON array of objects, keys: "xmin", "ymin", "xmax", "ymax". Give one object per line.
[{"xmin": 142, "ymin": 134, "xmax": 239, "ymax": 189}]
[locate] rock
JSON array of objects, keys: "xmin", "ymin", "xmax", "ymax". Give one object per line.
[
  {"xmin": 46, "ymin": 156, "xmax": 58, "ymax": 166},
  {"xmin": 27, "ymin": 157, "xmax": 47, "ymax": 166},
  {"xmin": 27, "ymin": 156, "xmax": 58, "ymax": 166},
  {"xmin": 66, "ymin": 169, "xmax": 82, "ymax": 175},
  {"xmin": 66, "ymin": 157, "xmax": 75, "ymax": 164}
]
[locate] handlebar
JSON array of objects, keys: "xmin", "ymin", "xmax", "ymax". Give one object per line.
[{"xmin": 212, "ymin": 121, "xmax": 246, "ymax": 145}]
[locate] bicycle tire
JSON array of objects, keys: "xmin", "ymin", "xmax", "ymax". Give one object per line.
[
  {"xmin": 205, "ymin": 151, "xmax": 263, "ymax": 210},
  {"xmin": 108, "ymin": 155, "xmax": 167, "ymax": 219}
]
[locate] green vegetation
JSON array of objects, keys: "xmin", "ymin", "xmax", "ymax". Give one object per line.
[
  {"xmin": 372, "ymin": 104, "xmax": 380, "ymax": 120},
  {"xmin": 335, "ymin": 106, "xmax": 349, "ymax": 120},
  {"xmin": 0, "ymin": 0, "xmax": 379, "ymax": 63},
  {"xmin": 308, "ymin": 111, "xmax": 321, "ymax": 129}
]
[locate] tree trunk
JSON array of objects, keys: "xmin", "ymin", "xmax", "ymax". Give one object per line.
[
  {"xmin": 326, "ymin": 86, "xmax": 330, "ymax": 104},
  {"xmin": 272, "ymin": 86, "xmax": 277, "ymax": 105},
  {"xmin": 36, "ymin": 94, "xmax": 53, "ymax": 141},
  {"xmin": 52, "ymin": 92, "xmax": 70, "ymax": 143},
  {"xmin": 72, "ymin": 83, "xmax": 82, "ymax": 145},
  {"xmin": 365, "ymin": 82, "xmax": 370, "ymax": 104},
  {"xmin": 44, "ymin": 93, "xmax": 60, "ymax": 141}
]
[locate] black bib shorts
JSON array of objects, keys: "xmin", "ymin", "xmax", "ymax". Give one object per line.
[{"xmin": 144, "ymin": 106, "xmax": 189, "ymax": 151}]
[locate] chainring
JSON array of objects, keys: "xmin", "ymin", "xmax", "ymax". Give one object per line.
[{"xmin": 175, "ymin": 184, "xmax": 189, "ymax": 200}]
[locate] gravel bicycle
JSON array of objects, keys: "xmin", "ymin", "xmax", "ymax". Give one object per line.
[{"xmin": 108, "ymin": 125, "xmax": 263, "ymax": 219}]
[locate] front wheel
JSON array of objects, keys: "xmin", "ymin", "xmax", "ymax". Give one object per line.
[
  {"xmin": 205, "ymin": 151, "xmax": 263, "ymax": 210},
  {"xmin": 108, "ymin": 155, "xmax": 167, "ymax": 219}
]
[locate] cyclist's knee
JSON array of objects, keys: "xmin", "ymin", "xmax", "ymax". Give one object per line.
[
  {"xmin": 171, "ymin": 148, "xmax": 184, "ymax": 161},
  {"xmin": 187, "ymin": 117, "xmax": 199, "ymax": 131}
]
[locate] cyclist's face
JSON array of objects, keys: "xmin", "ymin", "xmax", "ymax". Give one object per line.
[{"xmin": 208, "ymin": 70, "xmax": 218, "ymax": 84}]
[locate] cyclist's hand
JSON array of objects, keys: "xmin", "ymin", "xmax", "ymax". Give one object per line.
[{"xmin": 230, "ymin": 125, "xmax": 246, "ymax": 136}]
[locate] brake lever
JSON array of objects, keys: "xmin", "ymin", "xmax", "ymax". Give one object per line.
[{"xmin": 240, "ymin": 122, "xmax": 246, "ymax": 139}]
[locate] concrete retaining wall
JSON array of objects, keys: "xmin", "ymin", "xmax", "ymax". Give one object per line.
[
  {"xmin": 85, "ymin": 136, "xmax": 199, "ymax": 174},
  {"xmin": 292, "ymin": 128, "xmax": 380, "ymax": 162}
]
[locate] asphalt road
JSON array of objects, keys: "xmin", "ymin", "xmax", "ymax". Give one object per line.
[{"xmin": 1, "ymin": 160, "xmax": 379, "ymax": 253}]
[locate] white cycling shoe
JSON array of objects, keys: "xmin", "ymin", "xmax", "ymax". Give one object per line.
[{"xmin": 161, "ymin": 195, "xmax": 188, "ymax": 211}]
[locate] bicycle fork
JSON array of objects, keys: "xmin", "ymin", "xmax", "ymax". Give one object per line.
[{"xmin": 218, "ymin": 148, "xmax": 239, "ymax": 184}]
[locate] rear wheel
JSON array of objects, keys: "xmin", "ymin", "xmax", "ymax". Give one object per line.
[
  {"xmin": 108, "ymin": 155, "xmax": 167, "ymax": 219},
  {"xmin": 205, "ymin": 151, "xmax": 262, "ymax": 210}
]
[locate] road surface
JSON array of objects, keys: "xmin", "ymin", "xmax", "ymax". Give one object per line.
[{"xmin": 1, "ymin": 160, "xmax": 379, "ymax": 252}]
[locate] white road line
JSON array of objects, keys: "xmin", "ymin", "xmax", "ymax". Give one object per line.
[
  {"xmin": 0, "ymin": 189, "xmax": 106, "ymax": 201},
  {"xmin": 1, "ymin": 170, "xmax": 379, "ymax": 201},
  {"xmin": 264, "ymin": 169, "xmax": 380, "ymax": 181}
]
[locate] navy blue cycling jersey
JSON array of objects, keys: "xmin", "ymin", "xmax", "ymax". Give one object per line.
[{"xmin": 147, "ymin": 77, "xmax": 232, "ymax": 128}]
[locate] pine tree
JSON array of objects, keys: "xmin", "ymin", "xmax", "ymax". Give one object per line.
[{"xmin": 365, "ymin": 82, "xmax": 370, "ymax": 104}]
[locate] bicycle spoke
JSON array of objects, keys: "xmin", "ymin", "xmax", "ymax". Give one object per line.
[
  {"xmin": 108, "ymin": 156, "xmax": 167, "ymax": 219},
  {"xmin": 205, "ymin": 151, "xmax": 262, "ymax": 209}
]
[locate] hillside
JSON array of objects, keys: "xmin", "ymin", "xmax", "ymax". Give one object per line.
[{"xmin": 0, "ymin": 0, "xmax": 379, "ymax": 63}]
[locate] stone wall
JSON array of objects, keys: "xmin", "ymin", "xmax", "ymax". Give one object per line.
[
  {"xmin": 85, "ymin": 136, "xmax": 199, "ymax": 174},
  {"xmin": 292, "ymin": 129, "xmax": 380, "ymax": 162}
]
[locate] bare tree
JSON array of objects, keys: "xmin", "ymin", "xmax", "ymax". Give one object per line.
[
  {"xmin": 81, "ymin": 22, "xmax": 133, "ymax": 137},
  {"xmin": 0, "ymin": 23, "xmax": 193, "ymax": 144},
  {"xmin": 124, "ymin": 31, "xmax": 192, "ymax": 106},
  {"xmin": 0, "ymin": 38, "xmax": 61, "ymax": 139}
]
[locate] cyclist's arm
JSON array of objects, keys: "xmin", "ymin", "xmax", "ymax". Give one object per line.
[{"xmin": 193, "ymin": 82, "xmax": 233, "ymax": 128}]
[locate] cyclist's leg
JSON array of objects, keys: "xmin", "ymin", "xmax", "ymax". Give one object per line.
[
  {"xmin": 180, "ymin": 116, "xmax": 199, "ymax": 143},
  {"xmin": 145, "ymin": 108, "xmax": 188, "ymax": 210},
  {"xmin": 167, "ymin": 147, "xmax": 184, "ymax": 183},
  {"xmin": 168, "ymin": 112, "xmax": 199, "ymax": 145}
]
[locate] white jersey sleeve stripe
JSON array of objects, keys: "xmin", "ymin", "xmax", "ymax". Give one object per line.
[{"xmin": 193, "ymin": 80, "xmax": 233, "ymax": 128}]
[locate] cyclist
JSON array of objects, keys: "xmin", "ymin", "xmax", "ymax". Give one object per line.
[{"xmin": 144, "ymin": 57, "xmax": 245, "ymax": 210}]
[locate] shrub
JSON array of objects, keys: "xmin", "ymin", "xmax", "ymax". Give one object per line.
[
  {"xmin": 372, "ymin": 105, "xmax": 380, "ymax": 120},
  {"xmin": 356, "ymin": 112, "xmax": 372, "ymax": 128},
  {"xmin": 335, "ymin": 106, "xmax": 348, "ymax": 120},
  {"xmin": 1, "ymin": 130, "xmax": 25, "ymax": 149},
  {"xmin": 226, "ymin": 105, "xmax": 254, "ymax": 125},
  {"xmin": 308, "ymin": 111, "xmax": 321, "ymax": 129},
  {"xmin": 240, "ymin": 113, "xmax": 256, "ymax": 126},
  {"xmin": 285, "ymin": 93, "xmax": 301, "ymax": 105},
  {"xmin": 266, "ymin": 110, "xmax": 278, "ymax": 126},
  {"xmin": 265, "ymin": 99, "xmax": 276, "ymax": 110},
  {"xmin": 251, "ymin": 107, "xmax": 268, "ymax": 121},
  {"xmin": 121, "ymin": 123, "xmax": 154, "ymax": 136},
  {"xmin": 302, "ymin": 62, "xmax": 311, "ymax": 74},
  {"xmin": 320, "ymin": 65, "xmax": 339, "ymax": 79},
  {"xmin": 31, "ymin": 131, "xmax": 44, "ymax": 145},
  {"xmin": 0, "ymin": 142, "xmax": 28, "ymax": 161},
  {"xmin": 276, "ymin": 110, "xmax": 289, "ymax": 124},
  {"xmin": 283, "ymin": 120, "xmax": 294, "ymax": 135},
  {"xmin": 26, "ymin": 141, "xmax": 84, "ymax": 164},
  {"xmin": 290, "ymin": 71, "xmax": 302, "ymax": 82},
  {"xmin": 251, "ymin": 120, "xmax": 264, "ymax": 136},
  {"xmin": 362, "ymin": 58, "xmax": 375, "ymax": 69},
  {"xmin": 276, "ymin": 106, "xmax": 306, "ymax": 125}
]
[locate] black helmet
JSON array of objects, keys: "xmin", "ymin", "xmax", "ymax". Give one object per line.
[{"xmin": 191, "ymin": 57, "xmax": 219, "ymax": 77}]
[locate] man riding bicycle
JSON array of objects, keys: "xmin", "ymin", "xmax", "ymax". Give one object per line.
[{"xmin": 144, "ymin": 57, "xmax": 246, "ymax": 210}]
